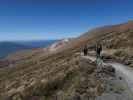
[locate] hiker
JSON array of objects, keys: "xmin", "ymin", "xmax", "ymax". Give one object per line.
[
  {"xmin": 83, "ymin": 44, "xmax": 88, "ymax": 56},
  {"xmin": 95, "ymin": 42, "xmax": 102, "ymax": 59},
  {"xmin": 95, "ymin": 42, "xmax": 103, "ymax": 67}
]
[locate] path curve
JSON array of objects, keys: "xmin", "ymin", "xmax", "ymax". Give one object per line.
[{"xmin": 82, "ymin": 55, "xmax": 133, "ymax": 94}]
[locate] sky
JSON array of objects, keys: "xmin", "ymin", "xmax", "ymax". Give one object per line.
[{"xmin": 0, "ymin": 0, "xmax": 133, "ymax": 41}]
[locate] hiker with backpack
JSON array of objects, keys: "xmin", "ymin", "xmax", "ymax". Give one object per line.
[
  {"xmin": 83, "ymin": 44, "xmax": 88, "ymax": 56},
  {"xmin": 95, "ymin": 42, "xmax": 103, "ymax": 66},
  {"xmin": 96, "ymin": 42, "xmax": 102, "ymax": 58}
]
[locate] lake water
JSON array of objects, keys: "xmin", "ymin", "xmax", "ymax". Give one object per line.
[{"xmin": 0, "ymin": 40, "xmax": 58, "ymax": 58}]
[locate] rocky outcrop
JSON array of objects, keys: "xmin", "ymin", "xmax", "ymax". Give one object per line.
[{"xmin": 48, "ymin": 39, "xmax": 70, "ymax": 52}]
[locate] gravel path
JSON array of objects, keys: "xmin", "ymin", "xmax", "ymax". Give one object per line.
[{"xmin": 82, "ymin": 55, "xmax": 133, "ymax": 94}]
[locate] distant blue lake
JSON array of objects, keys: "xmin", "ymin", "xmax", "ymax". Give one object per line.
[{"xmin": 0, "ymin": 40, "xmax": 58, "ymax": 58}]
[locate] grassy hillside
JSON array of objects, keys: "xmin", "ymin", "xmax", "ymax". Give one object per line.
[
  {"xmin": 83, "ymin": 21, "xmax": 133, "ymax": 67},
  {"xmin": 0, "ymin": 21, "xmax": 133, "ymax": 99}
]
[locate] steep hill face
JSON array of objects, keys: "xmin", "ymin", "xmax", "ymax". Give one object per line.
[
  {"xmin": 65, "ymin": 21, "xmax": 133, "ymax": 67},
  {"xmin": 82, "ymin": 21, "xmax": 133, "ymax": 67},
  {"xmin": 75, "ymin": 21, "xmax": 133, "ymax": 49},
  {"xmin": 0, "ymin": 21, "xmax": 133, "ymax": 99},
  {"xmin": 90, "ymin": 21, "xmax": 133, "ymax": 49}
]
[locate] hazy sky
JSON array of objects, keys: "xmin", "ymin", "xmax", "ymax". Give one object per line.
[{"xmin": 0, "ymin": 0, "xmax": 133, "ymax": 41}]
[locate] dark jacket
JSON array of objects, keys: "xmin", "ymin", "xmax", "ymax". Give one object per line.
[{"xmin": 96, "ymin": 43, "xmax": 102, "ymax": 54}]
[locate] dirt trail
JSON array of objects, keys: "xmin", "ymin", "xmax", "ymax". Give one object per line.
[
  {"xmin": 109, "ymin": 63, "xmax": 133, "ymax": 94},
  {"xmin": 81, "ymin": 55, "xmax": 133, "ymax": 94}
]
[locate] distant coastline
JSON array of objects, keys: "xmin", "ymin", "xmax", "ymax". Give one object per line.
[{"xmin": 0, "ymin": 40, "xmax": 58, "ymax": 59}]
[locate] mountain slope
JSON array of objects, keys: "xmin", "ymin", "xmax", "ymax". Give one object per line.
[
  {"xmin": 82, "ymin": 21, "xmax": 133, "ymax": 67},
  {"xmin": 0, "ymin": 21, "xmax": 133, "ymax": 99}
]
